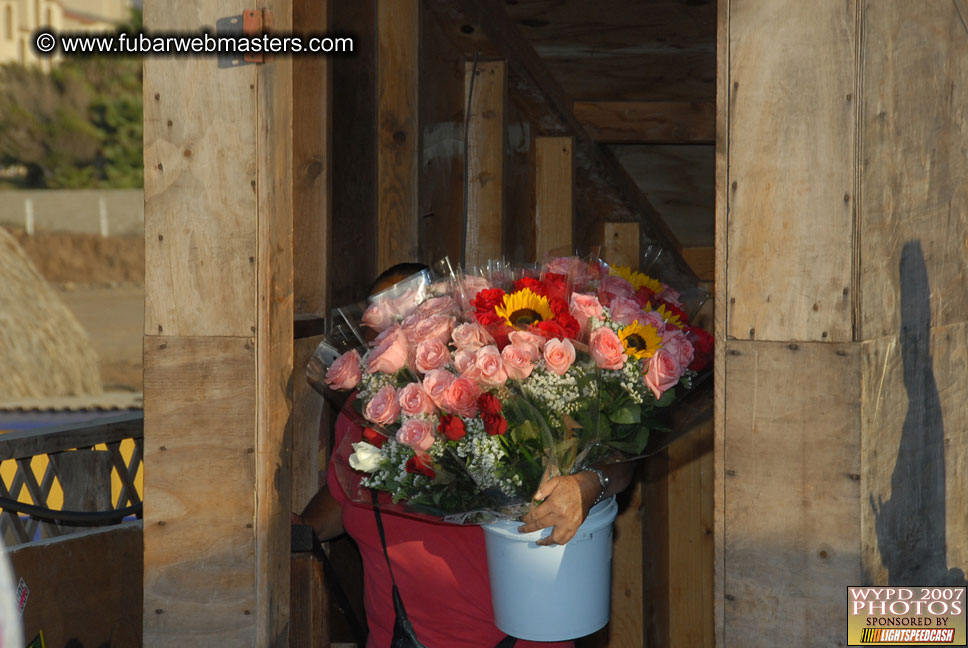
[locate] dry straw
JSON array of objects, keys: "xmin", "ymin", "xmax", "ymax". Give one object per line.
[{"xmin": 0, "ymin": 227, "xmax": 102, "ymax": 400}]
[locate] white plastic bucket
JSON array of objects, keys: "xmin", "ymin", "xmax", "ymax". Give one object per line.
[{"xmin": 481, "ymin": 496, "xmax": 618, "ymax": 641}]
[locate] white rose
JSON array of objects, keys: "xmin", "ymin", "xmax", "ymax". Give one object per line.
[{"xmin": 348, "ymin": 442, "xmax": 382, "ymax": 473}]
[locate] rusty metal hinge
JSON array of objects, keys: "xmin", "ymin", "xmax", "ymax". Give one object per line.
[{"xmin": 215, "ymin": 8, "xmax": 273, "ymax": 68}]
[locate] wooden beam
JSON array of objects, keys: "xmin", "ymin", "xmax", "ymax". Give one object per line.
[
  {"xmin": 377, "ymin": 0, "xmax": 420, "ymax": 271},
  {"xmin": 573, "ymin": 101, "xmax": 716, "ymax": 144},
  {"xmin": 464, "ymin": 60, "xmax": 506, "ymax": 267},
  {"xmin": 534, "ymin": 136, "xmax": 573, "ymax": 260},
  {"xmin": 422, "ymin": 0, "xmax": 698, "ymax": 284},
  {"xmin": 682, "ymin": 246, "xmax": 715, "ymax": 282},
  {"xmin": 601, "ymin": 221, "xmax": 639, "ymax": 268}
]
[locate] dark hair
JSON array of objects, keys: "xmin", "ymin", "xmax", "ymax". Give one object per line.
[{"xmin": 368, "ymin": 262, "xmax": 430, "ymax": 296}]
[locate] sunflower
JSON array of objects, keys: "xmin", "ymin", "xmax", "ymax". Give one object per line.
[
  {"xmin": 494, "ymin": 288, "xmax": 555, "ymax": 329},
  {"xmin": 618, "ymin": 321, "xmax": 663, "ymax": 359},
  {"xmin": 610, "ymin": 265, "xmax": 664, "ymax": 295},
  {"xmin": 647, "ymin": 303, "xmax": 685, "ymax": 330}
]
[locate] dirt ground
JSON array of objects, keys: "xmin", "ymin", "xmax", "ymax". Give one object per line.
[{"xmin": 5, "ymin": 228, "xmax": 145, "ymax": 391}]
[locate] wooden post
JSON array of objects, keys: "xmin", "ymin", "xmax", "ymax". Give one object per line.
[
  {"xmin": 601, "ymin": 222, "xmax": 639, "ymax": 269},
  {"xmin": 51, "ymin": 449, "xmax": 111, "ymax": 512},
  {"xmin": 534, "ymin": 136, "xmax": 573, "ymax": 260},
  {"xmin": 464, "ymin": 60, "xmax": 506, "ymax": 267},
  {"xmin": 377, "ymin": 0, "xmax": 420, "ymax": 271},
  {"xmin": 142, "ymin": 1, "xmax": 293, "ymax": 645}
]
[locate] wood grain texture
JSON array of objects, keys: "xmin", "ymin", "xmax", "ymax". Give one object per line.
[
  {"xmin": 256, "ymin": 3, "xmax": 294, "ymax": 641},
  {"xmin": 292, "ymin": 0, "xmax": 330, "ymax": 317},
  {"xmin": 13, "ymin": 524, "xmax": 143, "ymax": 648},
  {"xmin": 418, "ymin": 7, "xmax": 466, "ymax": 265},
  {"xmin": 143, "ymin": 0, "xmax": 257, "ymax": 338},
  {"xmin": 641, "ymin": 455, "xmax": 670, "ymax": 648},
  {"xmin": 611, "ymin": 144, "xmax": 715, "ymax": 249},
  {"xmin": 723, "ymin": 340, "xmax": 861, "ymax": 646},
  {"xmin": 860, "ymin": 322, "xmax": 968, "ymax": 586},
  {"xmin": 574, "ymin": 101, "xmax": 716, "ymax": 144},
  {"xmin": 667, "ymin": 420, "xmax": 714, "ymax": 648},
  {"xmin": 293, "ymin": 336, "xmax": 324, "ymax": 512},
  {"xmin": 143, "ymin": 336, "xmax": 257, "ymax": 646},
  {"xmin": 609, "ymin": 477, "xmax": 645, "ymax": 648},
  {"xmin": 682, "ymin": 247, "xmax": 715, "ymax": 282},
  {"xmin": 857, "ymin": 0, "xmax": 968, "ymax": 340},
  {"xmin": 601, "ymin": 222, "xmax": 638, "ymax": 269},
  {"xmin": 465, "ymin": 60, "xmax": 506, "ymax": 267},
  {"xmin": 503, "ymin": 104, "xmax": 537, "ymax": 265},
  {"xmin": 534, "ymin": 136, "xmax": 574, "ymax": 260},
  {"xmin": 377, "ymin": 0, "xmax": 420, "ymax": 270},
  {"xmin": 330, "ymin": 0, "xmax": 377, "ymax": 306},
  {"xmin": 725, "ymin": 0, "xmax": 855, "ymax": 343},
  {"xmin": 290, "ymin": 553, "xmax": 328, "ymax": 647}
]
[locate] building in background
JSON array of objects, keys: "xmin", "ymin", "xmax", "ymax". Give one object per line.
[{"xmin": 0, "ymin": 0, "xmax": 131, "ymax": 69}]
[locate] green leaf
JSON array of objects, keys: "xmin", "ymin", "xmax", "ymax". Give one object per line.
[
  {"xmin": 655, "ymin": 388, "xmax": 677, "ymax": 407},
  {"xmin": 608, "ymin": 404, "xmax": 641, "ymax": 425}
]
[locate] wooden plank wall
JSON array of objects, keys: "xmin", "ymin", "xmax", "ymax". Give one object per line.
[
  {"xmin": 534, "ymin": 136, "xmax": 574, "ymax": 260},
  {"xmin": 142, "ymin": 0, "xmax": 293, "ymax": 645},
  {"xmin": 719, "ymin": 0, "xmax": 968, "ymax": 646}
]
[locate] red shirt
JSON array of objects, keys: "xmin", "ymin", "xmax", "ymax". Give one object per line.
[{"xmin": 328, "ymin": 414, "xmax": 574, "ymax": 648}]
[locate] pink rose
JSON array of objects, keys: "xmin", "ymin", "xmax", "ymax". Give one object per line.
[
  {"xmin": 661, "ymin": 286, "xmax": 683, "ymax": 308},
  {"xmin": 417, "ymin": 296, "xmax": 458, "ymax": 318},
  {"xmin": 413, "ymin": 339, "xmax": 450, "ymax": 374},
  {"xmin": 508, "ymin": 330, "xmax": 543, "ymax": 361},
  {"xmin": 589, "ymin": 327, "xmax": 627, "ymax": 370},
  {"xmin": 569, "ymin": 293, "xmax": 604, "ymax": 329},
  {"xmin": 422, "ymin": 369, "xmax": 456, "ymax": 408},
  {"xmin": 609, "ymin": 296, "xmax": 645, "ymax": 326},
  {"xmin": 544, "ymin": 256, "xmax": 580, "ymax": 276},
  {"xmin": 662, "ymin": 329, "xmax": 695, "ymax": 370},
  {"xmin": 644, "ymin": 349, "xmax": 681, "ymax": 400},
  {"xmin": 442, "ymin": 376, "xmax": 479, "ymax": 417},
  {"xmin": 451, "ymin": 322, "xmax": 493, "ymax": 350},
  {"xmin": 543, "ymin": 338, "xmax": 576, "ymax": 376},
  {"xmin": 362, "ymin": 301, "xmax": 394, "ymax": 332},
  {"xmin": 638, "ymin": 310, "xmax": 667, "ymax": 333},
  {"xmin": 475, "ymin": 345, "xmax": 508, "ymax": 386},
  {"xmin": 405, "ymin": 314, "xmax": 456, "ymax": 346},
  {"xmin": 453, "ymin": 348, "xmax": 478, "ymax": 374},
  {"xmin": 599, "ymin": 275, "xmax": 635, "ymax": 299},
  {"xmin": 367, "ymin": 332, "xmax": 409, "ymax": 374},
  {"xmin": 384, "ymin": 286, "xmax": 422, "ymax": 319},
  {"xmin": 372, "ymin": 324, "xmax": 405, "ymax": 348},
  {"xmin": 459, "ymin": 276, "xmax": 492, "ymax": 312},
  {"xmin": 364, "ymin": 385, "xmax": 401, "ymax": 426},
  {"xmin": 501, "ymin": 344, "xmax": 534, "ymax": 380},
  {"xmin": 325, "ymin": 349, "xmax": 362, "ymax": 390},
  {"xmin": 396, "ymin": 418, "xmax": 436, "ymax": 453},
  {"xmin": 397, "ymin": 382, "xmax": 437, "ymax": 416}
]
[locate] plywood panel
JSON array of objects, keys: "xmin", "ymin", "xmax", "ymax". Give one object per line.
[
  {"xmin": 861, "ymin": 321, "xmax": 968, "ymax": 587},
  {"xmin": 534, "ymin": 136, "xmax": 573, "ymax": 260},
  {"xmin": 293, "ymin": 0, "xmax": 330, "ymax": 317},
  {"xmin": 857, "ymin": 1, "xmax": 968, "ymax": 340},
  {"xmin": 14, "ymin": 524, "xmax": 143, "ymax": 648},
  {"xmin": 724, "ymin": 340, "xmax": 860, "ymax": 646},
  {"xmin": 725, "ymin": 0, "xmax": 855, "ymax": 343},
  {"xmin": 143, "ymin": 0, "xmax": 257, "ymax": 338},
  {"xmin": 143, "ymin": 336, "xmax": 256, "ymax": 646},
  {"xmin": 465, "ymin": 61, "xmax": 506, "ymax": 267},
  {"xmin": 377, "ymin": 0, "xmax": 420, "ymax": 270},
  {"xmin": 601, "ymin": 222, "xmax": 638, "ymax": 269}
]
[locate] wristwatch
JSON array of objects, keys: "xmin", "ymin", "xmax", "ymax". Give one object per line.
[{"xmin": 584, "ymin": 467, "xmax": 609, "ymax": 507}]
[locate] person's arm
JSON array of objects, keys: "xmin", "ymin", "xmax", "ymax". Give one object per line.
[
  {"xmin": 517, "ymin": 461, "xmax": 637, "ymax": 546},
  {"xmin": 294, "ymin": 484, "xmax": 345, "ymax": 542}
]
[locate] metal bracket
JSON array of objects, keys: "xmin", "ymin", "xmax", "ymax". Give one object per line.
[{"xmin": 216, "ymin": 8, "xmax": 273, "ymax": 68}]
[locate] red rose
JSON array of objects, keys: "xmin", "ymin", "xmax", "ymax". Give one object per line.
[
  {"xmin": 472, "ymin": 288, "xmax": 506, "ymax": 313},
  {"xmin": 548, "ymin": 296, "xmax": 569, "ymax": 317},
  {"xmin": 541, "ymin": 273, "xmax": 568, "ymax": 301},
  {"xmin": 438, "ymin": 414, "xmax": 467, "ymax": 441},
  {"xmin": 406, "ymin": 453, "xmax": 435, "ymax": 478},
  {"xmin": 532, "ymin": 319, "xmax": 566, "ymax": 340},
  {"xmin": 633, "ymin": 286, "xmax": 657, "ymax": 308},
  {"xmin": 513, "ymin": 276, "xmax": 547, "ymax": 296},
  {"xmin": 477, "ymin": 393, "xmax": 503, "ymax": 416},
  {"xmin": 362, "ymin": 427, "xmax": 387, "ymax": 448},
  {"xmin": 482, "ymin": 413, "xmax": 508, "ymax": 436},
  {"xmin": 475, "ymin": 310, "xmax": 503, "ymax": 327},
  {"xmin": 555, "ymin": 312, "xmax": 581, "ymax": 340},
  {"xmin": 687, "ymin": 326, "xmax": 714, "ymax": 371}
]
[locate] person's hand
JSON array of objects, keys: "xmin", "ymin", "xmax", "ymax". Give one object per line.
[{"xmin": 517, "ymin": 471, "xmax": 601, "ymax": 546}]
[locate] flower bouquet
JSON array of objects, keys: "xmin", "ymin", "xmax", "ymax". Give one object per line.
[{"xmin": 308, "ymin": 256, "xmax": 712, "ymax": 523}]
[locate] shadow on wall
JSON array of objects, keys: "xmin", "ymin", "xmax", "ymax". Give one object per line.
[{"xmin": 870, "ymin": 240, "xmax": 967, "ymax": 587}]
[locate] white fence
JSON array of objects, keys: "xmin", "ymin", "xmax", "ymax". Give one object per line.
[{"xmin": 0, "ymin": 190, "xmax": 144, "ymax": 236}]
